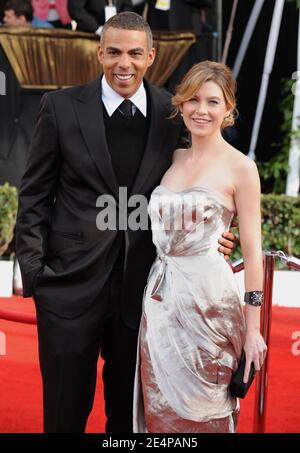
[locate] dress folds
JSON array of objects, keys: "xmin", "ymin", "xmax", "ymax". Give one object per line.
[{"xmin": 133, "ymin": 186, "xmax": 246, "ymax": 433}]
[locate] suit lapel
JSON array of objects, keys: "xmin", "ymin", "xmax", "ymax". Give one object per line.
[
  {"xmin": 73, "ymin": 78, "xmax": 119, "ymax": 199},
  {"xmin": 130, "ymin": 82, "xmax": 168, "ymax": 196}
]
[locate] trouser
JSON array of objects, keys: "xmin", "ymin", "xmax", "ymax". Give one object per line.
[{"xmin": 36, "ymin": 269, "xmax": 139, "ymax": 433}]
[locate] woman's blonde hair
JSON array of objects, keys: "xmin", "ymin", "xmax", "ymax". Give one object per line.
[{"xmin": 172, "ymin": 60, "xmax": 238, "ymax": 129}]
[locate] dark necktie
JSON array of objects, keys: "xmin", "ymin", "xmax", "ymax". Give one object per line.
[{"xmin": 119, "ymin": 99, "xmax": 133, "ymax": 120}]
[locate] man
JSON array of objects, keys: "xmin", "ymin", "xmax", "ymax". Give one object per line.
[
  {"xmin": 146, "ymin": 0, "xmax": 214, "ymax": 91},
  {"xmin": 3, "ymin": 0, "xmax": 53, "ymax": 28},
  {"xmin": 0, "ymin": 0, "xmax": 6, "ymax": 22},
  {"xmin": 68, "ymin": 0, "xmax": 133, "ymax": 34},
  {"xmin": 16, "ymin": 12, "xmax": 235, "ymax": 433},
  {"xmin": 146, "ymin": 0, "xmax": 213, "ymax": 31},
  {"xmin": 31, "ymin": 0, "xmax": 72, "ymax": 29},
  {"xmin": 131, "ymin": 0, "xmax": 146, "ymax": 16}
]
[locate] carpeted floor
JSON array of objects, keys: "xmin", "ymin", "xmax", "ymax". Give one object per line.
[{"xmin": 0, "ymin": 296, "xmax": 299, "ymax": 433}]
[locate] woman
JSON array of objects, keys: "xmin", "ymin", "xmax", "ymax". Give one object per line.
[
  {"xmin": 32, "ymin": 0, "xmax": 71, "ymax": 28},
  {"xmin": 133, "ymin": 60, "xmax": 267, "ymax": 433}
]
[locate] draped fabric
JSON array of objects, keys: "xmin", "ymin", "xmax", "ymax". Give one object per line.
[
  {"xmin": 133, "ymin": 186, "xmax": 246, "ymax": 433},
  {"xmin": 0, "ymin": 28, "xmax": 196, "ymax": 89},
  {"xmin": 0, "ymin": 27, "xmax": 100, "ymax": 89},
  {"xmin": 147, "ymin": 31, "xmax": 196, "ymax": 86}
]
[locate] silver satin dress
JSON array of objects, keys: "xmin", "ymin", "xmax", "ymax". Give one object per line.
[{"xmin": 133, "ymin": 186, "xmax": 246, "ymax": 433}]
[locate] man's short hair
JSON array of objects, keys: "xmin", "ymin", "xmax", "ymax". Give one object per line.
[
  {"xmin": 101, "ymin": 12, "xmax": 153, "ymax": 49},
  {"xmin": 4, "ymin": 0, "xmax": 33, "ymax": 22}
]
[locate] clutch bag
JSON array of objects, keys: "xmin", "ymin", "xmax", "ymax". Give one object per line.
[{"xmin": 230, "ymin": 351, "xmax": 256, "ymax": 398}]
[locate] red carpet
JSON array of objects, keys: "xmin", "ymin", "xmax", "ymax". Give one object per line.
[{"xmin": 0, "ymin": 296, "xmax": 300, "ymax": 433}]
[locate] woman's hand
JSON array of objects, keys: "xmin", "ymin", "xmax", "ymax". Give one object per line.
[{"xmin": 243, "ymin": 329, "xmax": 267, "ymax": 383}]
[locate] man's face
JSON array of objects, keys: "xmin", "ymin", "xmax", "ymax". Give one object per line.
[
  {"xmin": 3, "ymin": 9, "xmax": 27, "ymax": 26},
  {"xmin": 98, "ymin": 27, "xmax": 155, "ymax": 98}
]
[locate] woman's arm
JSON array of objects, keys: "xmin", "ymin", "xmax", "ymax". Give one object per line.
[{"xmin": 234, "ymin": 158, "xmax": 267, "ymax": 382}]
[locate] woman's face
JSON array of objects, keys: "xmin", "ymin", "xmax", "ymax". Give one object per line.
[{"xmin": 181, "ymin": 81, "xmax": 230, "ymax": 138}]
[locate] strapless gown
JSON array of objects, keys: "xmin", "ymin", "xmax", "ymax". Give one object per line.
[{"xmin": 133, "ymin": 186, "xmax": 246, "ymax": 433}]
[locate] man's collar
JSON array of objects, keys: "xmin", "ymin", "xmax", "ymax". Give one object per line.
[{"xmin": 101, "ymin": 75, "xmax": 147, "ymax": 117}]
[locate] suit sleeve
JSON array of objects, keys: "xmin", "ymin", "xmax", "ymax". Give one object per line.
[
  {"xmin": 15, "ymin": 93, "xmax": 60, "ymax": 297},
  {"xmin": 68, "ymin": 0, "xmax": 101, "ymax": 33}
]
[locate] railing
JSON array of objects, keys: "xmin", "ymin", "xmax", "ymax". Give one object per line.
[{"xmin": 231, "ymin": 250, "xmax": 300, "ymax": 433}]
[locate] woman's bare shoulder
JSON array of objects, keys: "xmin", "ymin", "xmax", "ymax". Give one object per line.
[
  {"xmin": 172, "ymin": 147, "xmax": 189, "ymax": 163},
  {"xmin": 226, "ymin": 144, "xmax": 258, "ymax": 173},
  {"xmin": 224, "ymin": 145, "xmax": 260, "ymax": 198}
]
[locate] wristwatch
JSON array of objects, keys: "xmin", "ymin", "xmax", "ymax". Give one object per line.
[{"xmin": 244, "ymin": 291, "xmax": 263, "ymax": 306}]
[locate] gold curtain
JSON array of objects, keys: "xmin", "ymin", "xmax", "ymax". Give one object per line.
[
  {"xmin": 147, "ymin": 31, "xmax": 196, "ymax": 87},
  {"xmin": 0, "ymin": 27, "xmax": 195, "ymax": 89},
  {"xmin": 0, "ymin": 28, "xmax": 100, "ymax": 89}
]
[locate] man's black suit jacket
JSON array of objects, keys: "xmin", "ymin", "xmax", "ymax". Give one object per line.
[
  {"xmin": 68, "ymin": 0, "xmax": 133, "ymax": 33},
  {"xmin": 15, "ymin": 78, "xmax": 186, "ymax": 329}
]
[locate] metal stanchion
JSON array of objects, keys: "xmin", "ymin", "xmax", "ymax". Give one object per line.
[
  {"xmin": 253, "ymin": 252, "xmax": 275, "ymax": 433},
  {"xmin": 279, "ymin": 252, "xmax": 300, "ymax": 271},
  {"xmin": 230, "ymin": 257, "xmax": 244, "ymax": 273},
  {"xmin": 231, "ymin": 253, "xmax": 275, "ymax": 432},
  {"xmin": 231, "ymin": 250, "xmax": 300, "ymax": 433}
]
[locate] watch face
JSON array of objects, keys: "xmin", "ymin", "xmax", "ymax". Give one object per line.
[{"xmin": 245, "ymin": 291, "xmax": 263, "ymax": 306}]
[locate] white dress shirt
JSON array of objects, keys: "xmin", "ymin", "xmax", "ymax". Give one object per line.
[{"xmin": 101, "ymin": 75, "xmax": 147, "ymax": 117}]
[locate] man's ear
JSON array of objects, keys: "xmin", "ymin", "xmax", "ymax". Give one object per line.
[
  {"xmin": 147, "ymin": 47, "xmax": 156, "ymax": 68},
  {"xmin": 97, "ymin": 45, "xmax": 104, "ymax": 65}
]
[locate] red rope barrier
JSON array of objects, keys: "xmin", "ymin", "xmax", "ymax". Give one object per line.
[{"xmin": 0, "ymin": 308, "xmax": 36, "ymax": 325}]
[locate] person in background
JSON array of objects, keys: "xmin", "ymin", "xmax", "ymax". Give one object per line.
[
  {"xmin": 146, "ymin": 0, "xmax": 214, "ymax": 92},
  {"xmin": 0, "ymin": 0, "xmax": 7, "ymax": 22},
  {"xmin": 131, "ymin": 0, "xmax": 146, "ymax": 16},
  {"xmin": 2, "ymin": 0, "xmax": 53, "ymax": 27},
  {"xmin": 146, "ymin": 0, "xmax": 213, "ymax": 32},
  {"xmin": 68, "ymin": 0, "xmax": 132, "ymax": 34},
  {"xmin": 32, "ymin": 0, "xmax": 71, "ymax": 29}
]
